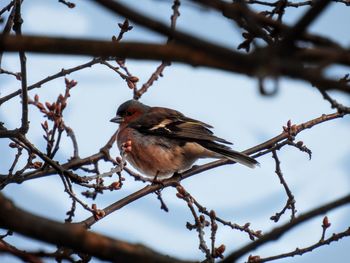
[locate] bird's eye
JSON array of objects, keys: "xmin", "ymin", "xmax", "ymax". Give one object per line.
[{"xmin": 125, "ymin": 111, "xmax": 133, "ymax": 116}]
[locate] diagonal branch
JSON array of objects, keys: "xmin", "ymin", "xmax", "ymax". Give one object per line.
[
  {"xmin": 221, "ymin": 192, "xmax": 350, "ymax": 262},
  {"xmin": 79, "ymin": 111, "xmax": 348, "ymax": 228},
  {"xmin": 0, "ymin": 192, "xmax": 191, "ymax": 263},
  {"xmin": 279, "ymin": 0, "xmax": 332, "ymax": 48},
  {"xmin": 0, "ymin": 57, "xmax": 103, "ymax": 106}
]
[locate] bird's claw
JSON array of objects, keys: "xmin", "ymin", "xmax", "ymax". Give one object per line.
[{"xmin": 121, "ymin": 140, "xmax": 132, "ymax": 153}]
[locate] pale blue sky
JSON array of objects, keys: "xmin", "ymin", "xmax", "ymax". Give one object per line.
[{"xmin": 1, "ymin": 1, "xmax": 350, "ymax": 262}]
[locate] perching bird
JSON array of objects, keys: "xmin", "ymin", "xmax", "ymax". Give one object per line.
[{"xmin": 110, "ymin": 100, "xmax": 258, "ymax": 180}]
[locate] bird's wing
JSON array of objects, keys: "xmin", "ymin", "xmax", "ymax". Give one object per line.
[{"xmin": 129, "ymin": 107, "xmax": 233, "ymax": 145}]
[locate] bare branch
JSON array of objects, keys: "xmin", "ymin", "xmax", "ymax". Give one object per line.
[
  {"xmin": 0, "ymin": 192, "xmax": 191, "ymax": 263},
  {"xmin": 222, "ymin": 192, "xmax": 350, "ymax": 262}
]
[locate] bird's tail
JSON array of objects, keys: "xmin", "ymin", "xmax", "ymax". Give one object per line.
[{"xmin": 205, "ymin": 143, "xmax": 259, "ymax": 168}]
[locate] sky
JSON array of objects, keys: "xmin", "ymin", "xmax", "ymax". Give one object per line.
[{"xmin": 0, "ymin": 0, "xmax": 350, "ymax": 262}]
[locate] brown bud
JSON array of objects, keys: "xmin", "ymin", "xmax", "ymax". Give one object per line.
[
  {"xmin": 110, "ymin": 181, "xmax": 121, "ymax": 190},
  {"xmin": 216, "ymin": 244, "xmax": 225, "ymax": 254},
  {"xmin": 71, "ymin": 80, "xmax": 77, "ymax": 88},
  {"xmin": 291, "ymin": 124, "xmax": 297, "ymax": 134},
  {"xmin": 209, "ymin": 210, "xmax": 216, "ymax": 218},
  {"xmin": 127, "ymin": 80, "xmax": 136, "ymax": 89},
  {"xmin": 296, "ymin": 141, "xmax": 303, "ymax": 147},
  {"xmin": 37, "ymin": 102, "xmax": 44, "ymax": 110},
  {"xmin": 61, "ymin": 101, "xmax": 67, "ymax": 111},
  {"xmin": 9, "ymin": 142, "xmax": 17, "ymax": 148},
  {"xmin": 32, "ymin": 162, "xmax": 43, "ymax": 169},
  {"xmin": 322, "ymin": 216, "xmax": 331, "ymax": 228},
  {"xmin": 65, "ymin": 78, "xmax": 77, "ymax": 89},
  {"xmin": 51, "ymin": 102, "xmax": 56, "ymax": 111},
  {"xmin": 287, "ymin": 119, "xmax": 291, "ymax": 128},
  {"xmin": 244, "ymin": 222, "xmax": 251, "ymax": 229},
  {"xmin": 118, "ymin": 19, "xmax": 133, "ymax": 31},
  {"xmin": 34, "ymin": 94, "xmax": 39, "ymax": 102},
  {"xmin": 255, "ymin": 230, "xmax": 262, "ymax": 237},
  {"xmin": 248, "ymin": 255, "xmax": 261, "ymax": 263},
  {"xmin": 128, "ymin": 76, "xmax": 139, "ymax": 83},
  {"xmin": 97, "ymin": 209, "xmax": 105, "ymax": 218},
  {"xmin": 43, "ymin": 121, "xmax": 49, "ymax": 130},
  {"xmin": 45, "ymin": 102, "xmax": 52, "ymax": 110},
  {"xmin": 176, "ymin": 193, "xmax": 184, "ymax": 199},
  {"xmin": 15, "ymin": 73, "xmax": 22, "ymax": 80},
  {"xmin": 176, "ymin": 185, "xmax": 186, "ymax": 196},
  {"xmin": 94, "ymin": 209, "xmax": 106, "ymax": 220},
  {"xmin": 56, "ymin": 103, "xmax": 62, "ymax": 115}
]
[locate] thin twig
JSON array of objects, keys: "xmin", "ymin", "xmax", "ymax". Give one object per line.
[
  {"xmin": 0, "ymin": 57, "xmax": 103, "ymax": 105},
  {"xmin": 270, "ymin": 150, "xmax": 296, "ymax": 222},
  {"xmin": 13, "ymin": 0, "xmax": 29, "ymax": 134},
  {"xmin": 134, "ymin": 0, "xmax": 181, "ymax": 99}
]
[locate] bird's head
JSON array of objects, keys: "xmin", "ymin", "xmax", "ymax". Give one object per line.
[{"xmin": 110, "ymin": 99, "xmax": 149, "ymax": 124}]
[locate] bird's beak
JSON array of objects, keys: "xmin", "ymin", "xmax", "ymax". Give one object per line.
[{"xmin": 110, "ymin": 116, "xmax": 124, "ymax": 124}]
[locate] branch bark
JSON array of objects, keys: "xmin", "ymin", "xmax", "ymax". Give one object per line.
[
  {"xmin": 1, "ymin": 35, "xmax": 350, "ymax": 95},
  {"xmin": 0, "ymin": 192, "xmax": 192, "ymax": 263}
]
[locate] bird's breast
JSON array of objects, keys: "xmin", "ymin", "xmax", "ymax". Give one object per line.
[{"xmin": 117, "ymin": 127, "xmax": 200, "ymax": 179}]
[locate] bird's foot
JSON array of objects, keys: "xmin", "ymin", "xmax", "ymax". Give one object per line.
[
  {"xmin": 121, "ymin": 140, "xmax": 132, "ymax": 154},
  {"xmin": 151, "ymin": 172, "xmax": 165, "ymax": 187}
]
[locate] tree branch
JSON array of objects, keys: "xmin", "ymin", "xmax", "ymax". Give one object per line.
[
  {"xmin": 0, "ymin": 192, "xmax": 191, "ymax": 263},
  {"xmin": 221, "ymin": 192, "xmax": 350, "ymax": 262},
  {"xmin": 1, "ymin": 35, "xmax": 350, "ymax": 94}
]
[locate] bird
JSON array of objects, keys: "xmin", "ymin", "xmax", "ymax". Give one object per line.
[{"xmin": 110, "ymin": 100, "xmax": 258, "ymax": 180}]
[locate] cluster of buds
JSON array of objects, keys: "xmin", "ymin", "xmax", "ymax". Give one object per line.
[
  {"xmin": 109, "ymin": 181, "xmax": 122, "ymax": 190},
  {"xmin": 92, "ymin": 204, "xmax": 106, "ymax": 221},
  {"xmin": 126, "ymin": 75, "xmax": 139, "ymax": 90},
  {"xmin": 213, "ymin": 244, "xmax": 226, "ymax": 259},
  {"xmin": 31, "ymin": 78, "xmax": 77, "ymax": 129},
  {"xmin": 9, "ymin": 142, "xmax": 22, "ymax": 150},
  {"xmin": 283, "ymin": 120, "xmax": 298, "ymax": 138},
  {"xmin": 9, "ymin": 142, "xmax": 42, "ymax": 170},
  {"xmin": 175, "ymin": 185, "xmax": 189, "ymax": 200},
  {"xmin": 112, "ymin": 19, "xmax": 133, "ymax": 42}
]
